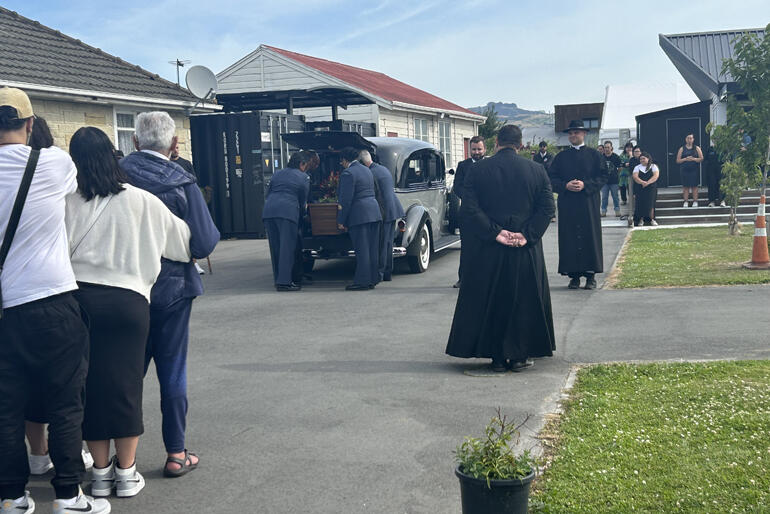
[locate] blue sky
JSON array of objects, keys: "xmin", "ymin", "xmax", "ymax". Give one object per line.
[{"xmin": 7, "ymin": 0, "xmax": 768, "ymax": 111}]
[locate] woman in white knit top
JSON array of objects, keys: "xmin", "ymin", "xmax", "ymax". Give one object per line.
[{"xmin": 65, "ymin": 127, "xmax": 191, "ymax": 498}]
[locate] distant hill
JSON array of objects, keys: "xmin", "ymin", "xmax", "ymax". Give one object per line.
[{"xmin": 468, "ymin": 101, "xmax": 554, "ymax": 128}]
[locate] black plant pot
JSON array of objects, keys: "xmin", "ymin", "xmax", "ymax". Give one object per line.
[{"xmin": 455, "ymin": 466, "xmax": 535, "ymax": 514}]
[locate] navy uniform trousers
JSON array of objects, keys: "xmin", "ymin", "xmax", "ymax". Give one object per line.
[
  {"xmin": 350, "ymin": 221, "xmax": 381, "ymax": 286},
  {"xmin": 264, "ymin": 218, "xmax": 299, "ymax": 286},
  {"xmin": 379, "ymin": 220, "xmax": 396, "ymax": 280},
  {"xmin": 145, "ymin": 297, "xmax": 193, "ymax": 454}
]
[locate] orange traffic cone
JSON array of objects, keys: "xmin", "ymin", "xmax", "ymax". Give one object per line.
[{"xmin": 744, "ymin": 194, "xmax": 770, "ymax": 269}]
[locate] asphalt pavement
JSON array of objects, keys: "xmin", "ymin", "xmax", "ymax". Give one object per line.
[{"xmin": 26, "ymin": 225, "xmax": 770, "ymax": 513}]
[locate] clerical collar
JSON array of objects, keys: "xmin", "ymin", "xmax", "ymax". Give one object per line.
[
  {"xmin": 539, "ymin": 152, "xmax": 547, "ymax": 157},
  {"xmin": 570, "ymin": 143, "xmax": 585, "ymax": 150}
]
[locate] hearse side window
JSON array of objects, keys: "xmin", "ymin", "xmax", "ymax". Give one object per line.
[
  {"xmin": 403, "ymin": 155, "xmax": 428, "ymax": 188},
  {"xmin": 427, "ymin": 152, "xmax": 445, "ymax": 184}
]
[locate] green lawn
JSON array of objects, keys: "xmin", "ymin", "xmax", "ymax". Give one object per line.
[
  {"xmin": 613, "ymin": 226, "xmax": 770, "ymax": 288},
  {"xmin": 532, "ymin": 361, "xmax": 770, "ymax": 513}
]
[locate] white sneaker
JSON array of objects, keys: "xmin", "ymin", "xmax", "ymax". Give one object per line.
[
  {"xmin": 82, "ymin": 450, "xmax": 94, "ymax": 470},
  {"xmin": 90, "ymin": 460, "xmax": 115, "ymax": 498},
  {"xmin": 115, "ymin": 462, "xmax": 145, "ymax": 498},
  {"xmin": 52, "ymin": 489, "xmax": 110, "ymax": 514},
  {"xmin": 692, "ymin": 201, "xmax": 699, "ymax": 207},
  {"xmin": 720, "ymin": 201, "xmax": 727, "ymax": 207},
  {"xmin": 683, "ymin": 201, "xmax": 688, "ymax": 208},
  {"xmin": 650, "ymin": 219, "xmax": 658, "ymax": 226},
  {"xmin": 28, "ymin": 453, "xmax": 53, "ymax": 475},
  {"xmin": 1, "ymin": 491, "xmax": 34, "ymax": 514},
  {"xmin": 194, "ymin": 261, "xmax": 206, "ymax": 274},
  {"xmin": 708, "ymin": 201, "xmax": 716, "ymax": 207}
]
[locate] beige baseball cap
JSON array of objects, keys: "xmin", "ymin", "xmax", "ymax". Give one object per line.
[{"xmin": 0, "ymin": 87, "xmax": 34, "ymax": 119}]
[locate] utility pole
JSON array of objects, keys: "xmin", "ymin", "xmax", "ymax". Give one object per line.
[{"xmin": 168, "ymin": 59, "xmax": 191, "ymax": 86}]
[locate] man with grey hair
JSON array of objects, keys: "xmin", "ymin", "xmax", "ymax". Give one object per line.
[
  {"xmin": 119, "ymin": 111, "xmax": 219, "ymax": 478},
  {"xmin": 359, "ymin": 149, "xmax": 404, "ymax": 281}
]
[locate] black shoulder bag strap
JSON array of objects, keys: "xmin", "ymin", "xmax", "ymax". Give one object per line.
[{"xmin": 0, "ymin": 149, "xmax": 40, "ymax": 318}]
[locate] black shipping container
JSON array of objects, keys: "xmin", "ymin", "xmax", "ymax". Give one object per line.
[
  {"xmin": 636, "ymin": 101, "xmax": 710, "ymax": 187},
  {"xmin": 190, "ymin": 111, "xmax": 305, "ymax": 238}
]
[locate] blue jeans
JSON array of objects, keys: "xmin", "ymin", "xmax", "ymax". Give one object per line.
[
  {"xmin": 601, "ymin": 184, "xmax": 620, "ymax": 213},
  {"xmin": 145, "ymin": 297, "xmax": 193, "ymax": 454}
]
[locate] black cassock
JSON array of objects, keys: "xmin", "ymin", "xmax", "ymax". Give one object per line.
[
  {"xmin": 446, "ymin": 148, "xmax": 556, "ymax": 361},
  {"xmin": 548, "ymin": 146, "xmax": 606, "ymax": 275}
]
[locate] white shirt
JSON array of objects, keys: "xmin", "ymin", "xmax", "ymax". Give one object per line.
[
  {"xmin": 0, "ymin": 144, "xmax": 78, "ymax": 308},
  {"xmin": 571, "ymin": 144, "xmax": 585, "ymax": 150},
  {"xmin": 66, "ymin": 184, "xmax": 191, "ymax": 302},
  {"xmin": 141, "ymin": 149, "xmax": 169, "ymax": 161},
  {"xmin": 633, "ymin": 164, "xmax": 659, "ymax": 175}
]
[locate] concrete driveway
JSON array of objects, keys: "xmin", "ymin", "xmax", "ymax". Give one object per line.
[{"xmin": 26, "ymin": 226, "xmax": 770, "ymax": 513}]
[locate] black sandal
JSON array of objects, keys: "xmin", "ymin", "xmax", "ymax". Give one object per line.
[{"xmin": 163, "ymin": 449, "xmax": 199, "ymax": 478}]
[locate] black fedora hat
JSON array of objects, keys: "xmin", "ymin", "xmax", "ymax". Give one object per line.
[{"xmin": 563, "ymin": 120, "xmax": 589, "ymax": 133}]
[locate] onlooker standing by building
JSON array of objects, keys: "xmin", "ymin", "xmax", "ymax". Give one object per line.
[
  {"xmin": 452, "ymin": 136, "xmax": 485, "ymax": 288},
  {"xmin": 676, "ymin": 133, "xmax": 703, "ymax": 207},
  {"xmin": 632, "ymin": 152, "xmax": 660, "ymax": 226},
  {"xmin": 705, "ymin": 141, "xmax": 726, "ymax": 207},
  {"xmin": 600, "ymin": 140, "xmax": 622, "ymax": 217},
  {"xmin": 170, "ymin": 141, "xmax": 195, "ymax": 178},
  {"xmin": 262, "ymin": 151, "xmax": 311, "ymax": 291},
  {"xmin": 548, "ymin": 120, "xmax": 606, "ymax": 290},
  {"xmin": 66, "ymin": 126, "xmax": 192, "ymax": 498},
  {"xmin": 359, "ymin": 150, "xmax": 405, "ymax": 282},
  {"xmin": 446, "ymin": 125, "xmax": 555, "ymax": 373},
  {"xmin": 336, "ymin": 147, "xmax": 382, "ymax": 290},
  {"xmin": 532, "ymin": 141, "xmax": 553, "ymax": 171},
  {"xmin": 0, "ymin": 87, "xmax": 110, "ymax": 514},
  {"xmin": 119, "ymin": 111, "xmax": 219, "ymax": 478},
  {"xmin": 618, "ymin": 142, "xmax": 634, "ymax": 205}
]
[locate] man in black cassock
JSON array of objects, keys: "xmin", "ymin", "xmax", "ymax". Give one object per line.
[
  {"xmin": 452, "ymin": 136, "xmax": 486, "ymax": 288},
  {"xmin": 548, "ymin": 120, "xmax": 606, "ymax": 290},
  {"xmin": 445, "ymin": 125, "xmax": 556, "ymax": 373}
]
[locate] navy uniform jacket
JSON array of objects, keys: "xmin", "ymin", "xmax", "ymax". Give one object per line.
[
  {"xmin": 369, "ymin": 162, "xmax": 405, "ymax": 222},
  {"xmin": 262, "ymin": 167, "xmax": 310, "ymax": 224},
  {"xmin": 337, "ymin": 161, "xmax": 382, "ymax": 227}
]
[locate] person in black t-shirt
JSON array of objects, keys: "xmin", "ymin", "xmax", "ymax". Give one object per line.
[
  {"xmin": 600, "ymin": 141, "xmax": 622, "ymax": 217},
  {"xmin": 170, "ymin": 142, "xmax": 196, "ymax": 179}
]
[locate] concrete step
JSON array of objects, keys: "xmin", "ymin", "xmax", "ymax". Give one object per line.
[
  {"xmin": 655, "ymin": 205, "xmax": 763, "ymax": 217},
  {"xmin": 655, "ymin": 213, "xmax": 762, "ymax": 225}
]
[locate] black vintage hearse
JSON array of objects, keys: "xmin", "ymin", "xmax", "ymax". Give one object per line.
[{"xmin": 281, "ymin": 131, "xmax": 460, "ymax": 273}]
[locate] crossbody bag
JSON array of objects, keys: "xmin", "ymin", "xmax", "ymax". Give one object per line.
[{"xmin": 0, "ymin": 149, "xmax": 40, "ymax": 319}]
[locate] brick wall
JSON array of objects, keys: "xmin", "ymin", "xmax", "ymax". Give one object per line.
[{"xmin": 28, "ymin": 98, "xmax": 193, "ymax": 160}]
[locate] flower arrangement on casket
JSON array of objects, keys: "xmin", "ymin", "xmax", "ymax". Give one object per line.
[{"xmin": 318, "ymin": 171, "xmax": 340, "ymax": 203}]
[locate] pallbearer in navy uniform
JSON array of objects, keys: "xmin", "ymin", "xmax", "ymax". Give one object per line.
[
  {"xmin": 359, "ymin": 149, "xmax": 405, "ymax": 282},
  {"xmin": 262, "ymin": 151, "xmax": 311, "ymax": 291},
  {"xmin": 337, "ymin": 147, "xmax": 382, "ymax": 290}
]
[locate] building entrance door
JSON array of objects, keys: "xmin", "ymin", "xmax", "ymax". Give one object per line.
[{"xmin": 666, "ymin": 118, "xmax": 701, "ymax": 187}]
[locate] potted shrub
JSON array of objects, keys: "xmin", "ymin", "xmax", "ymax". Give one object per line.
[{"xmin": 455, "ymin": 408, "xmax": 536, "ymax": 514}]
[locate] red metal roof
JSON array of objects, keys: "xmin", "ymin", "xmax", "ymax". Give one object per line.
[{"xmin": 265, "ymin": 46, "xmax": 478, "ymax": 116}]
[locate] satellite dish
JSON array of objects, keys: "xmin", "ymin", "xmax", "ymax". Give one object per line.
[{"xmin": 185, "ymin": 65, "xmax": 217, "ymax": 100}]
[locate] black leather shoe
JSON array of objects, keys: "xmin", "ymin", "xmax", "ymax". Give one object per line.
[
  {"xmin": 508, "ymin": 359, "xmax": 534, "ymax": 372},
  {"xmin": 453, "ymin": 280, "xmax": 461, "ymax": 288},
  {"xmin": 276, "ymin": 283, "xmax": 301, "ymax": 292},
  {"xmin": 584, "ymin": 278, "xmax": 597, "ymax": 290},
  {"xmin": 345, "ymin": 284, "xmax": 370, "ymax": 291},
  {"xmin": 490, "ymin": 361, "xmax": 507, "ymax": 373},
  {"xmin": 382, "ymin": 274, "xmax": 392, "ymax": 282},
  {"xmin": 568, "ymin": 277, "xmax": 581, "ymax": 289}
]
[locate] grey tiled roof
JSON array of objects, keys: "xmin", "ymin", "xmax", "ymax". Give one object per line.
[
  {"xmin": 661, "ymin": 28, "xmax": 765, "ymax": 83},
  {"xmin": 0, "ymin": 7, "xmax": 196, "ymax": 102}
]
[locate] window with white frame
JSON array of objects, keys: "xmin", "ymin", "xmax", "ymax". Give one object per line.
[
  {"xmin": 115, "ymin": 111, "xmax": 141, "ymax": 156},
  {"xmin": 414, "ymin": 118, "xmax": 429, "ymax": 142},
  {"xmin": 438, "ymin": 120, "xmax": 451, "ymax": 166}
]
